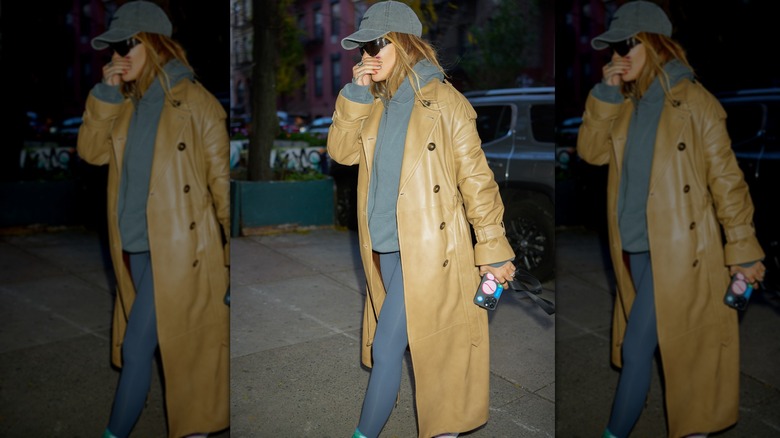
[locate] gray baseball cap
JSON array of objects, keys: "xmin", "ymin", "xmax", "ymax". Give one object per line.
[
  {"xmin": 591, "ymin": 1, "xmax": 672, "ymax": 50},
  {"xmin": 91, "ymin": 1, "xmax": 173, "ymax": 50},
  {"xmin": 341, "ymin": 1, "xmax": 422, "ymax": 50}
]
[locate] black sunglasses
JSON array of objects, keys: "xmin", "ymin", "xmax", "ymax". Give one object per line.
[
  {"xmin": 609, "ymin": 37, "xmax": 640, "ymax": 57},
  {"xmin": 109, "ymin": 38, "xmax": 141, "ymax": 57},
  {"xmin": 359, "ymin": 38, "xmax": 392, "ymax": 57}
]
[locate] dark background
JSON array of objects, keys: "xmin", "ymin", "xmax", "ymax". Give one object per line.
[
  {"xmin": 557, "ymin": 0, "xmax": 780, "ymax": 122},
  {"xmin": 555, "ymin": 0, "xmax": 780, "ymax": 229},
  {"xmin": 0, "ymin": 0, "xmax": 229, "ymax": 182}
]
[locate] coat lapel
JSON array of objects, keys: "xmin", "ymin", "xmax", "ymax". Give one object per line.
[
  {"xmin": 361, "ymin": 102, "xmax": 383, "ymax": 175},
  {"xmin": 149, "ymin": 94, "xmax": 190, "ymax": 190},
  {"xmin": 399, "ymin": 91, "xmax": 441, "ymax": 191},
  {"xmin": 611, "ymin": 100, "xmax": 634, "ymax": 176},
  {"xmin": 111, "ymin": 103, "xmax": 133, "ymax": 171},
  {"xmin": 649, "ymin": 100, "xmax": 690, "ymax": 190}
]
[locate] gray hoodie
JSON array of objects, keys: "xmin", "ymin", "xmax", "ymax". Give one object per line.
[
  {"xmin": 91, "ymin": 60, "xmax": 195, "ymax": 252},
  {"xmin": 342, "ymin": 60, "xmax": 444, "ymax": 253},
  {"xmin": 593, "ymin": 60, "xmax": 694, "ymax": 253}
]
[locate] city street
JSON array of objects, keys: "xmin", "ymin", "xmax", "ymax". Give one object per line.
[
  {"xmin": 3, "ymin": 225, "xmax": 776, "ymax": 437},
  {"xmin": 230, "ymin": 227, "xmax": 556, "ymax": 437},
  {"xmin": 0, "ymin": 226, "xmax": 228, "ymax": 437},
  {"xmin": 556, "ymin": 226, "xmax": 780, "ymax": 437}
]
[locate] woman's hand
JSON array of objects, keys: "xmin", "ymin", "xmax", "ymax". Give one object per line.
[
  {"xmin": 730, "ymin": 261, "xmax": 766, "ymax": 288},
  {"xmin": 602, "ymin": 58, "xmax": 631, "ymax": 86},
  {"xmin": 102, "ymin": 57, "xmax": 131, "ymax": 86},
  {"xmin": 352, "ymin": 56, "xmax": 382, "ymax": 86},
  {"xmin": 479, "ymin": 261, "xmax": 516, "ymax": 286}
]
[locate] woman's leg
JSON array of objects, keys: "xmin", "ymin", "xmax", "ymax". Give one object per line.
[
  {"xmin": 106, "ymin": 252, "xmax": 159, "ymax": 438},
  {"xmin": 356, "ymin": 252, "xmax": 409, "ymax": 438},
  {"xmin": 606, "ymin": 252, "xmax": 658, "ymax": 438}
]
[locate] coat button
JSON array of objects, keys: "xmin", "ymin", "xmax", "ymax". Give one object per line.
[
  {"xmin": 440, "ymin": 222, "xmax": 446, "ymax": 230},
  {"xmin": 678, "ymin": 142, "xmax": 686, "ymax": 151},
  {"xmin": 190, "ymin": 221, "xmax": 196, "ymax": 230},
  {"xmin": 693, "ymin": 259, "xmax": 699, "ymax": 267},
  {"xmin": 178, "ymin": 142, "xmax": 186, "ymax": 151},
  {"xmin": 184, "ymin": 185, "xmax": 190, "ymax": 193},
  {"xmin": 433, "ymin": 185, "xmax": 440, "ymax": 193},
  {"xmin": 173, "ymin": 100, "xmax": 181, "ymax": 107},
  {"xmin": 690, "ymin": 221, "xmax": 696, "ymax": 230},
  {"xmin": 422, "ymin": 100, "xmax": 431, "ymax": 107},
  {"xmin": 683, "ymin": 184, "xmax": 690, "ymax": 193},
  {"xmin": 442, "ymin": 259, "xmax": 449, "ymax": 267},
  {"xmin": 427, "ymin": 143, "xmax": 436, "ymax": 151},
  {"xmin": 192, "ymin": 259, "xmax": 199, "ymax": 267}
]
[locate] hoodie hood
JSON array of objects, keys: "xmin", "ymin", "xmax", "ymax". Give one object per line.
[
  {"xmin": 640, "ymin": 59, "xmax": 694, "ymax": 104},
  {"xmin": 391, "ymin": 59, "xmax": 444, "ymax": 104}
]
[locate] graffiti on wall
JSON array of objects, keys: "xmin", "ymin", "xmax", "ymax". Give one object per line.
[
  {"xmin": 20, "ymin": 142, "xmax": 77, "ymax": 175},
  {"xmin": 271, "ymin": 145, "xmax": 328, "ymax": 174},
  {"xmin": 231, "ymin": 139, "xmax": 329, "ymax": 174}
]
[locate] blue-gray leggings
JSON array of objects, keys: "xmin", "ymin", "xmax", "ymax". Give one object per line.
[
  {"xmin": 607, "ymin": 251, "xmax": 658, "ymax": 438},
  {"xmin": 107, "ymin": 251, "xmax": 159, "ymax": 438},
  {"xmin": 357, "ymin": 252, "xmax": 409, "ymax": 438}
]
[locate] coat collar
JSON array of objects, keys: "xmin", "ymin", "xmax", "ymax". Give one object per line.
[
  {"xmin": 360, "ymin": 79, "xmax": 444, "ymax": 188},
  {"xmin": 110, "ymin": 80, "xmax": 193, "ymax": 189},
  {"xmin": 149, "ymin": 83, "xmax": 191, "ymax": 190},
  {"xmin": 611, "ymin": 79, "xmax": 692, "ymax": 189}
]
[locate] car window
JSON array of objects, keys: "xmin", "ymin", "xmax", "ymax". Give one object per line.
[
  {"xmin": 473, "ymin": 105, "xmax": 512, "ymax": 143},
  {"xmin": 723, "ymin": 102, "xmax": 765, "ymax": 147},
  {"xmin": 722, "ymin": 100, "xmax": 780, "ymax": 150},
  {"xmin": 530, "ymin": 104, "xmax": 555, "ymax": 143}
]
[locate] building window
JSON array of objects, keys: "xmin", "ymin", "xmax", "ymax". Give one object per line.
[
  {"xmin": 313, "ymin": 5, "xmax": 323, "ymax": 40},
  {"xmin": 331, "ymin": 53, "xmax": 341, "ymax": 96},
  {"xmin": 331, "ymin": 1, "xmax": 341, "ymax": 37},
  {"xmin": 314, "ymin": 58, "xmax": 323, "ymax": 97}
]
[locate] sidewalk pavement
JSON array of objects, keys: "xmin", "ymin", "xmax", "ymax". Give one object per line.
[
  {"xmin": 230, "ymin": 227, "xmax": 556, "ymax": 437},
  {"xmin": 556, "ymin": 226, "xmax": 780, "ymax": 437},
  {"xmin": 0, "ymin": 227, "xmax": 229, "ymax": 437},
  {"xmin": 6, "ymin": 225, "xmax": 772, "ymax": 437}
]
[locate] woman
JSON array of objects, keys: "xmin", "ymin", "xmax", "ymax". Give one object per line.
[
  {"xmin": 76, "ymin": 2, "xmax": 230, "ymax": 437},
  {"xmin": 327, "ymin": 2, "xmax": 516, "ymax": 437},
  {"xmin": 576, "ymin": 2, "xmax": 766, "ymax": 437}
]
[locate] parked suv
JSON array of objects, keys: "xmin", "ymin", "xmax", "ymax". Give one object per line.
[
  {"xmin": 717, "ymin": 88, "xmax": 780, "ymax": 294},
  {"xmin": 464, "ymin": 87, "xmax": 556, "ymax": 281}
]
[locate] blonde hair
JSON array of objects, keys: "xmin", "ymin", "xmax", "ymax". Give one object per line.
[
  {"xmin": 120, "ymin": 32, "xmax": 193, "ymax": 102},
  {"xmin": 369, "ymin": 32, "xmax": 446, "ymax": 101},
  {"xmin": 621, "ymin": 32, "xmax": 694, "ymax": 101}
]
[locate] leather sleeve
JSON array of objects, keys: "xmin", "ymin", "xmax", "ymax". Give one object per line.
[
  {"xmin": 449, "ymin": 93, "xmax": 515, "ymax": 266},
  {"xmin": 327, "ymin": 92, "xmax": 373, "ymax": 166},
  {"xmin": 577, "ymin": 90, "xmax": 625, "ymax": 166},
  {"xmin": 696, "ymin": 91, "xmax": 765, "ymax": 265},
  {"xmin": 77, "ymin": 93, "xmax": 125, "ymax": 165},
  {"xmin": 198, "ymin": 90, "xmax": 232, "ymax": 266}
]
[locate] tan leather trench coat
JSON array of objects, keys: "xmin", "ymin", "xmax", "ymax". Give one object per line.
[
  {"xmin": 77, "ymin": 79, "xmax": 230, "ymax": 437},
  {"xmin": 577, "ymin": 79, "xmax": 764, "ymax": 437},
  {"xmin": 328, "ymin": 80, "xmax": 515, "ymax": 437}
]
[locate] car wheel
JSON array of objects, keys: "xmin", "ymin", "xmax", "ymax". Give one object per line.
[{"xmin": 503, "ymin": 194, "xmax": 555, "ymax": 282}]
